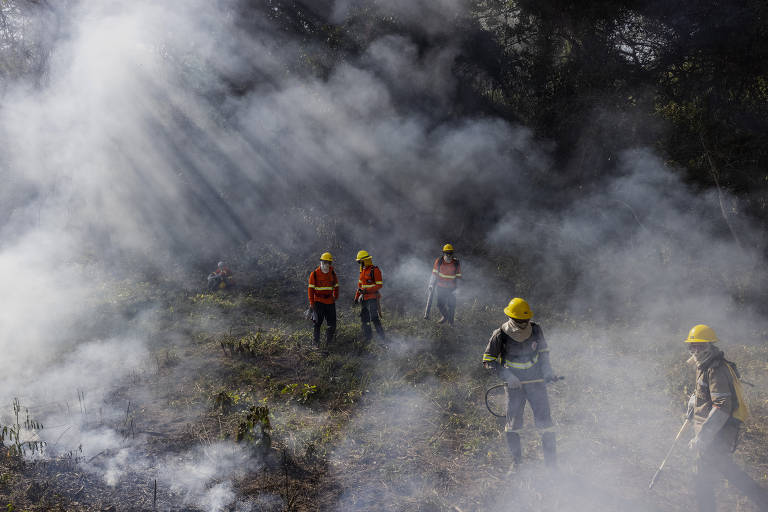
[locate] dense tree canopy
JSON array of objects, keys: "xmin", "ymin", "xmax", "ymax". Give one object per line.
[{"xmin": 240, "ymin": 0, "xmax": 768, "ymax": 227}]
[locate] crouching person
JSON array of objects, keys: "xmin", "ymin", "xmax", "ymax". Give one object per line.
[{"xmin": 207, "ymin": 261, "xmax": 234, "ymax": 290}]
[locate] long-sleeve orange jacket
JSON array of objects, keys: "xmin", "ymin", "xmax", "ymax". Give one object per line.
[
  {"xmin": 308, "ymin": 266, "xmax": 339, "ymax": 306},
  {"xmin": 354, "ymin": 265, "xmax": 382, "ymax": 301}
]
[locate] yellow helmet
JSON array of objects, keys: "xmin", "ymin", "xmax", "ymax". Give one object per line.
[
  {"xmin": 504, "ymin": 298, "xmax": 532, "ymax": 320},
  {"xmin": 320, "ymin": 252, "xmax": 333, "ymax": 262},
  {"xmin": 442, "ymin": 243, "xmax": 454, "ymax": 253},
  {"xmin": 355, "ymin": 250, "xmax": 370, "ymax": 262},
  {"xmin": 685, "ymin": 324, "xmax": 718, "ymax": 343}
]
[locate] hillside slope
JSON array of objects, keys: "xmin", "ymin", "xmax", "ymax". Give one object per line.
[{"xmin": 0, "ymin": 280, "xmax": 765, "ymax": 511}]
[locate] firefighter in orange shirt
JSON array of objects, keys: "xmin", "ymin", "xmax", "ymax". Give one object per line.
[
  {"xmin": 353, "ymin": 250, "xmax": 384, "ymax": 341},
  {"xmin": 308, "ymin": 252, "xmax": 339, "ymax": 346},
  {"xmin": 207, "ymin": 261, "xmax": 234, "ymax": 290},
  {"xmin": 428, "ymin": 244, "xmax": 462, "ymax": 325}
]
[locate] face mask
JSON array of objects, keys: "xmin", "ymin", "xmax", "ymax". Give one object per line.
[
  {"xmin": 689, "ymin": 344, "xmax": 711, "ymax": 362},
  {"xmin": 443, "ymin": 254, "xmax": 452, "ymax": 262},
  {"xmin": 320, "ymin": 262, "xmax": 330, "ymax": 273}
]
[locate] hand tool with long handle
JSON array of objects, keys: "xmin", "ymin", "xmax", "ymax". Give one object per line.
[
  {"xmin": 648, "ymin": 418, "xmax": 690, "ymax": 489},
  {"xmin": 423, "ymin": 286, "xmax": 434, "ymax": 319}
]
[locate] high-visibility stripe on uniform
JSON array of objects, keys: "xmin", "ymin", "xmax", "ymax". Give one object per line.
[
  {"xmin": 710, "ymin": 392, "xmax": 731, "ymax": 399},
  {"xmin": 505, "ymin": 425, "xmax": 556, "ymax": 433},
  {"xmin": 502, "ymin": 353, "xmax": 539, "ymax": 369},
  {"xmin": 483, "ymin": 354, "xmax": 500, "ymax": 362},
  {"xmin": 432, "ymin": 258, "xmax": 461, "ymax": 289},
  {"xmin": 309, "ymin": 266, "xmax": 339, "ymax": 305},
  {"xmin": 355, "ymin": 265, "xmax": 383, "ymax": 301},
  {"xmin": 504, "ymin": 424, "xmax": 555, "ymax": 434}
]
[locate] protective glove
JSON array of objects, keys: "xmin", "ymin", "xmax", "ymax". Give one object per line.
[
  {"xmin": 694, "ymin": 406, "xmax": 730, "ymax": 449},
  {"xmin": 686, "ymin": 393, "xmax": 696, "ymax": 420},
  {"xmin": 539, "ymin": 351, "xmax": 555, "ymax": 382},
  {"xmin": 505, "ymin": 372, "xmax": 522, "ymax": 390},
  {"xmin": 688, "ymin": 437, "xmax": 701, "ymax": 452},
  {"xmin": 483, "ymin": 361, "xmax": 498, "ymax": 371}
]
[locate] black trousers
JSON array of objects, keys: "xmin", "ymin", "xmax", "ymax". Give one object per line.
[
  {"xmin": 505, "ymin": 381, "xmax": 553, "ymax": 433},
  {"xmin": 505, "ymin": 380, "xmax": 556, "ymax": 464},
  {"xmin": 436, "ymin": 287, "xmax": 456, "ymax": 324},
  {"xmin": 694, "ymin": 425, "xmax": 768, "ymax": 512},
  {"xmin": 360, "ymin": 298, "xmax": 384, "ymax": 340},
  {"xmin": 313, "ymin": 302, "xmax": 336, "ymax": 345}
]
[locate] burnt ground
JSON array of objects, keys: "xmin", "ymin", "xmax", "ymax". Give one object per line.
[{"xmin": 0, "ymin": 281, "xmax": 767, "ymax": 511}]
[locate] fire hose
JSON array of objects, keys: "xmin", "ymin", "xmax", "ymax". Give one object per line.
[{"xmin": 485, "ymin": 377, "xmax": 565, "ymax": 417}]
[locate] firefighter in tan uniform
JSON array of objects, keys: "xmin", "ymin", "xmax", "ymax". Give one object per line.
[
  {"xmin": 685, "ymin": 324, "xmax": 768, "ymax": 512},
  {"xmin": 482, "ymin": 298, "xmax": 558, "ymax": 468}
]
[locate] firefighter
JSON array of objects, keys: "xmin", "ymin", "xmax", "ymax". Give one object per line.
[
  {"xmin": 482, "ymin": 298, "xmax": 557, "ymax": 468},
  {"xmin": 308, "ymin": 252, "xmax": 339, "ymax": 347},
  {"xmin": 684, "ymin": 324, "xmax": 768, "ymax": 512},
  {"xmin": 428, "ymin": 243, "xmax": 462, "ymax": 325},
  {"xmin": 207, "ymin": 261, "xmax": 234, "ymax": 290},
  {"xmin": 353, "ymin": 250, "xmax": 384, "ymax": 341}
]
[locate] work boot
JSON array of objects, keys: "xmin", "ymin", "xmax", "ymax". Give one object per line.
[
  {"xmin": 362, "ymin": 323, "xmax": 373, "ymax": 342},
  {"xmin": 506, "ymin": 431, "xmax": 522, "ymax": 467},
  {"xmin": 541, "ymin": 432, "xmax": 557, "ymax": 467},
  {"xmin": 373, "ymin": 320, "xmax": 385, "ymax": 339},
  {"xmin": 325, "ymin": 327, "xmax": 335, "ymax": 346},
  {"xmin": 437, "ymin": 315, "xmax": 446, "ymax": 324}
]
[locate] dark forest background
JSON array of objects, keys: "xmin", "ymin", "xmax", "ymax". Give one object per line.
[
  {"xmin": 2, "ymin": 0, "xmax": 766, "ymax": 285},
  {"xmin": 4, "ymin": 0, "xmax": 767, "ymax": 224}
]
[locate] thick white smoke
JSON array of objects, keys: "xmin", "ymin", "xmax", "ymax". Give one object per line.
[{"xmin": 0, "ymin": 0, "xmax": 764, "ymax": 510}]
